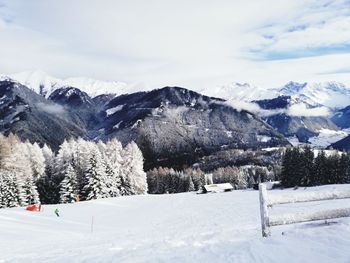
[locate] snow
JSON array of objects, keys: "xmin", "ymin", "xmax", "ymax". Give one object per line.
[
  {"xmin": 202, "ymin": 81, "xmax": 350, "ymax": 111},
  {"xmin": 1, "ymin": 70, "xmax": 131, "ymax": 98},
  {"xmin": 287, "ymin": 136, "xmax": 303, "ymax": 146},
  {"xmin": 279, "ymin": 81, "xmax": 350, "ymax": 109},
  {"xmin": 3, "ymin": 71, "xmax": 350, "ymax": 112},
  {"xmin": 308, "ymin": 128, "xmax": 350, "ymax": 148},
  {"xmin": 257, "ymin": 135, "xmax": 272, "ymax": 142},
  {"xmin": 262, "ymin": 147, "xmax": 280, "ymax": 152},
  {"xmin": 113, "ymin": 121, "xmax": 123, "ymax": 129},
  {"xmin": 106, "ymin": 105, "xmax": 124, "ymax": 116},
  {"xmin": 225, "ymin": 130, "xmax": 232, "ymax": 138},
  {"xmin": 1, "ymin": 185, "xmax": 350, "ymax": 262},
  {"xmin": 201, "ymin": 82, "xmax": 278, "ymax": 101}
]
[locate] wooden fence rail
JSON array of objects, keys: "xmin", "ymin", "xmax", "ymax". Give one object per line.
[{"xmin": 259, "ymin": 183, "xmax": 350, "ymax": 237}]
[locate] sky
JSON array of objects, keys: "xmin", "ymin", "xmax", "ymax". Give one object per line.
[{"xmin": 0, "ymin": 0, "xmax": 349, "ymax": 90}]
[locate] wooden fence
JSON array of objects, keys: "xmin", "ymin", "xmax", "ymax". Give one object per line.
[{"xmin": 259, "ymin": 183, "xmax": 350, "ymax": 237}]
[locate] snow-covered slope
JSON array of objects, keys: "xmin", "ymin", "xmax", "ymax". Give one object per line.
[
  {"xmin": 3, "ymin": 70, "xmax": 129, "ymax": 98},
  {"xmin": 1, "ymin": 185, "xmax": 350, "ymax": 262},
  {"xmin": 280, "ymin": 81, "xmax": 350, "ymax": 109},
  {"xmin": 4, "ymin": 71, "xmax": 350, "ymax": 110},
  {"xmin": 201, "ymin": 82, "xmax": 279, "ymax": 101},
  {"xmin": 202, "ymin": 81, "xmax": 350, "ymax": 110}
]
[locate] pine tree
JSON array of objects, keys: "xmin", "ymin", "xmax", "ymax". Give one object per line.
[
  {"xmin": 23, "ymin": 175, "xmax": 40, "ymax": 204},
  {"xmin": 281, "ymin": 148, "xmax": 294, "ymax": 187},
  {"xmin": 312, "ymin": 151, "xmax": 327, "ymax": 185},
  {"xmin": 188, "ymin": 176, "xmax": 195, "ymax": 192},
  {"xmin": 122, "ymin": 142, "xmax": 148, "ymax": 195},
  {"xmin": 338, "ymin": 153, "xmax": 349, "ymax": 184},
  {"xmin": 0, "ymin": 173, "xmax": 7, "ymax": 208},
  {"xmin": 0, "ymin": 171, "xmax": 26, "ymax": 207},
  {"xmin": 59, "ymin": 163, "xmax": 79, "ymax": 203},
  {"xmin": 83, "ymin": 149, "xmax": 109, "ymax": 200},
  {"xmin": 300, "ymin": 146, "xmax": 314, "ymax": 186},
  {"xmin": 326, "ymin": 154, "xmax": 340, "ymax": 184},
  {"xmin": 103, "ymin": 158, "xmax": 120, "ymax": 197},
  {"xmin": 37, "ymin": 144, "xmax": 58, "ymax": 204}
]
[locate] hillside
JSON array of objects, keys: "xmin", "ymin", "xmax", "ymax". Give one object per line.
[
  {"xmin": 0, "ymin": 80, "xmax": 85, "ymax": 149},
  {"xmin": 95, "ymin": 86, "xmax": 289, "ymax": 169},
  {"xmin": 1, "ymin": 185, "xmax": 350, "ymax": 262}
]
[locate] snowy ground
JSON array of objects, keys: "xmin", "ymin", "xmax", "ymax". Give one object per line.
[
  {"xmin": 308, "ymin": 128, "xmax": 350, "ymax": 148},
  {"xmin": 1, "ymin": 185, "xmax": 350, "ymax": 263}
]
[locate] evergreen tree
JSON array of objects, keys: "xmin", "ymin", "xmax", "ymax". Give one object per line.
[
  {"xmin": 103, "ymin": 158, "xmax": 120, "ymax": 197},
  {"xmin": 83, "ymin": 149, "xmax": 109, "ymax": 200},
  {"xmin": 312, "ymin": 151, "xmax": 327, "ymax": 185},
  {"xmin": 37, "ymin": 144, "xmax": 58, "ymax": 204},
  {"xmin": 59, "ymin": 163, "xmax": 79, "ymax": 203},
  {"xmin": 300, "ymin": 146, "xmax": 314, "ymax": 186},
  {"xmin": 338, "ymin": 153, "xmax": 349, "ymax": 184},
  {"xmin": 23, "ymin": 175, "xmax": 40, "ymax": 204},
  {"xmin": 188, "ymin": 176, "xmax": 195, "ymax": 192},
  {"xmin": 281, "ymin": 148, "xmax": 295, "ymax": 187},
  {"xmin": 0, "ymin": 171, "xmax": 26, "ymax": 207},
  {"xmin": 326, "ymin": 154, "xmax": 340, "ymax": 184},
  {"xmin": 122, "ymin": 142, "xmax": 148, "ymax": 195}
]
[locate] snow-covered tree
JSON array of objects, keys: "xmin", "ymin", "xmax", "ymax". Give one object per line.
[
  {"xmin": 25, "ymin": 142, "xmax": 46, "ymax": 180},
  {"xmin": 122, "ymin": 142, "xmax": 147, "ymax": 195},
  {"xmin": 103, "ymin": 158, "xmax": 120, "ymax": 197},
  {"xmin": 0, "ymin": 170, "xmax": 26, "ymax": 207},
  {"xmin": 59, "ymin": 163, "xmax": 79, "ymax": 203},
  {"xmin": 83, "ymin": 149, "xmax": 109, "ymax": 200},
  {"xmin": 23, "ymin": 175, "xmax": 40, "ymax": 204}
]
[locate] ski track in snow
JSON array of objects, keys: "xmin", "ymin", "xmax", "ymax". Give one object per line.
[{"xmin": 1, "ymin": 185, "xmax": 350, "ymax": 262}]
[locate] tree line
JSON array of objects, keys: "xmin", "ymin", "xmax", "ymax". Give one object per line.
[
  {"xmin": 0, "ymin": 134, "xmax": 147, "ymax": 208},
  {"xmin": 281, "ymin": 147, "xmax": 350, "ymax": 187},
  {"xmin": 147, "ymin": 165, "xmax": 276, "ymax": 194}
]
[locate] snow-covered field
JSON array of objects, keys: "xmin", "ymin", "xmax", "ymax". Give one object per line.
[{"xmin": 1, "ymin": 185, "xmax": 350, "ymax": 263}]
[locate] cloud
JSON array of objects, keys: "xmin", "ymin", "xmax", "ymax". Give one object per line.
[
  {"xmin": 36, "ymin": 103, "xmax": 66, "ymax": 115},
  {"xmin": 225, "ymin": 100, "xmax": 262, "ymax": 113},
  {"xmin": 0, "ymin": 0, "xmax": 349, "ymax": 90},
  {"xmin": 287, "ymin": 103, "xmax": 330, "ymax": 117},
  {"xmin": 226, "ymin": 100, "xmax": 331, "ymax": 117}
]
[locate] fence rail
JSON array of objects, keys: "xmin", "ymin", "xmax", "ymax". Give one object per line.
[{"xmin": 259, "ymin": 183, "xmax": 350, "ymax": 237}]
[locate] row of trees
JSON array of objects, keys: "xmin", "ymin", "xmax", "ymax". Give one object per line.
[
  {"xmin": 147, "ymin": 165, "xmax": 276, "ymax": 194},
  {"xmin": 0, "ymin": 135, "xmax": 148, "ymax": 208},
  {"xmin": 281, "ymin": 147, "xmax": 350, "ymax": 187},
  {"xmin": 147, "ymin": 167, "xmax": 211, "ymax": 194}
]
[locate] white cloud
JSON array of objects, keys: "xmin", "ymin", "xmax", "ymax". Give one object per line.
[
  {"xmin": 0, "ymin": 0, "xmax": 349, "ymax": 90},
  {"xmin": 288, "ymin": 103, "xmax": 330, "ymax": 117},
  {"xmin": 226, "ymin": 99, "xmax": 331, "ymax": 117},
  {"xmin": 225, "ymin": 100, "xmax": 262, "ymax": 113}
]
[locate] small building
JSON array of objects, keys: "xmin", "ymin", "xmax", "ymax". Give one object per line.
[{"xmin": 202, "ymin": 183, "xmax": 234, "ymax": 193}]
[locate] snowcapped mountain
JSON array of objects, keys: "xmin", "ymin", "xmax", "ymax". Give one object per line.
[
  {"xmin": 0, "ymin": 80, "xmax": 85, "ymax": 149},
  {"xmin": 200, "ymin": 82, "xmax": 278, "ymax": 101},
  {"xmin": 0, "ymin": 79, "xmax": 289, "ymax": 168},
  {"xmin": 202, "ymin": 81, "xmax": 350, "ymax": 110},
  {"xmin": 93, "ymin": 86, "xmax": 289, "ymax": 169},
  {"xmin": 3, "ymin": 70, "xmax": 350, "ymax": 149},
  {"xmin": 279, "ymin": 81, "xmax": 350, "ymax": 109},
  {"xmin": 254, "ymin": 96, "xmax": 338, "ymax": 143},
  {"xmin": 2, "ymin": 70, "xmax": 129, "ymax": 98},
  {"xmin": 4, "ymin": 71, "xmax": 350, "ymax": 110}
]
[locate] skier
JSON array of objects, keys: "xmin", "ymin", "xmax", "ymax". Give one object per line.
[{"xmin": 54, "ymin": 208, "xmax": 60, "ymax": 217}]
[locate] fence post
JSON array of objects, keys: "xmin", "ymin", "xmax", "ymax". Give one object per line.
[{"xmin": 259, "ymin": 183, "xmax": 270, "ymax": 237}]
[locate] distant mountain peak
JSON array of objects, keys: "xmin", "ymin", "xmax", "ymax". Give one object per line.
[
  {"xmin": 1, "ymin": 70, "xmax": 129, "ymax": 98},
  {"xmin": 281, "ymin": 81, "xmax": 307, "ymax": 94}
]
